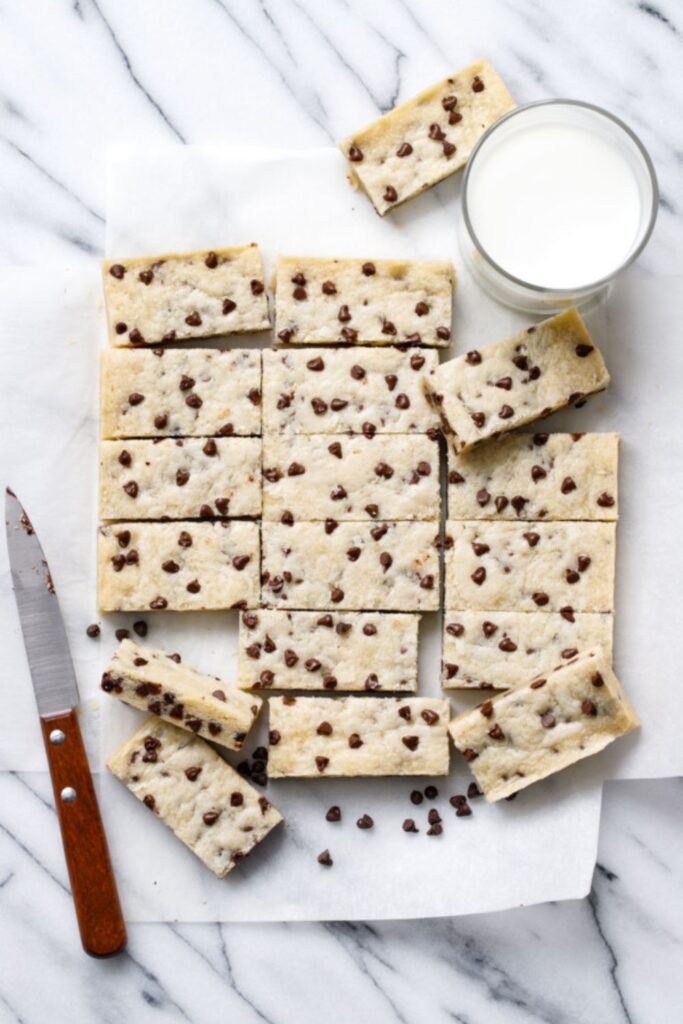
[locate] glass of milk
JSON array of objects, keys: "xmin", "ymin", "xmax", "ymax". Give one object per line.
[{"xmin": 460, "ymin": 100, "xmax": 658, "ymax": 313}]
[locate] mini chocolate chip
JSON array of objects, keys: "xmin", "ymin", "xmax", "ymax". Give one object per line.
[
  {"xmin": 532, "ymin": 592, "xmax": 549, "ymax": 606},
  {"xmin": 232, "ymin": 555, "xmax": 251, "ymax": 571},
  {"xmin": 128, "ymin": 392, "xmax": 144, "ymax": 406},
  {"xmin": 250, "ymin": 279, "xmax": 265, "ymax": 295},
  {"xmin": 185, "ymin": 311, "xmax": 202, "ymax": 327},
  {"xmin": 397, "ymin": 142, "xmax": 413, "ymax": 157},
  {"xmin": 561, "ymin": 476, "xmax": 577, "ymax": 494},
  {"xmin": 592, "ymin": 672, "xmax": 605, "ymax": 687},
  {"xmin": 330, "ymin": 587, "xmax": 344, "ymax": 603},
  {"xmin": 419, "ymin": 575, "xmax": 435, "ymax": 590},
  {"xmin": 576, "ymin": 344, "xmax": 594, "ymax": 357},
  {"xmin": 317, "ymin": 721, "xmax": 333, "ymax": 736},
  {"xmin": 566, "ymin": 569, "xmax": 580, "ymax": 584},
  {"xmin": 203, "ymin": 811, "xmax": 220, "ymax": 826},
  {"xmin": 541, "ymin": 712, "xmax": 556, "ymax": 728},
  {"xmin": 597, "ymin": 492, "xmax": 615, "ymax": 507},
  {"xmin": 524, "ymin": 531, "xmax": 540, "ymax": 547},
  {"xmin": 348, "ymin": 144, "xmax": 363, "ymax": 162},
  {"xmin": 383, "ymin": 185, "xmax": 398, "ymax": 203},
  {"xmin": 472, "ymin": 412, "xmax": 486, "ymax": 428},
  {"xmin": 577, "ymin": 555, "xmax": 591, "ymax": 572},
  {"xmin": 143, "ymin": 794, "xmax": 156, "ymax": 810},
  {"xmin": 325, "ymin": 519, "xmax": 338, "ymax": 535},
  {"xmin": 109, "ymin": 264, "xmax": 126, "ymax": 279},
  {"xmin": 466, "ymin": 350, "xmax": 482, "ymax": 365},
  {"xmin": 311, "ymin": 397, "xmax": 328, "ymax": 415},
  {"xmin": 471, "ymin": 75, "xmax": 485, "ymax": 92},
  {"xmin": 222, "ymin": 299, "xmax": 236, "ymax": 315},
  {"xmin": 362, "ymin": 623, "xmax": 377, "ymax": 636},
  {"xmin": 436, "ymin": 326, "xmax": 451, "ymax": 340},
  {"xmin": 402, "ymin": 736, "xmax": 419, "ymax": 751},
  {"xmin": 186, "ymin": 393, "xmax": 203, "ymax": 409},
  {"xmin": 204, "ymin": 251, "xmax": 218, "ymax": 268},
  {"xmin": 499, "ymin": 404, "xmax": 514, "ymax": 419},
  {"xmin": 348, "ymin": 733, "xmax": 363, "ymax": 748},
  {"xmin": 395, "ymin": 394, "xmax": 410, "ymax": 409},
  {"xmin": 177, "ymin": 530, "xmax": 192, "ymax": 547},
  {"xmin": 495, "ymin": 496, "xmax": 509, "ymax": 513},
  {"xmin": 398, "ymin": 706, "xmax": 412, "ymax": 721},
  {"xmin": 471, "ymin": 567, "xmax": 486, "ymax": 585},
  {"xmin": 362, "ymin": 262, "xmax": 376, "ymax": 276}
]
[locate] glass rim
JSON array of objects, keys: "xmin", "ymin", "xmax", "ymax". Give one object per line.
[{"xmin": 461, "ymin": 98, "xmax": 660, "ymax": 296}]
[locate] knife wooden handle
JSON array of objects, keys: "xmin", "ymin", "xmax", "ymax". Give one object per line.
[{"xmin": 40, "ymin": 709, "xmax": 127, "ymax": 958}]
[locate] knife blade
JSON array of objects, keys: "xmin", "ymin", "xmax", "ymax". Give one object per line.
[
  {"xmin": 5, "ymin": 488, "xmax": 80, "ymax": 717},
  {"xmin": 5, "ymin": 488, "xmax": 127, "ymax": 958}
]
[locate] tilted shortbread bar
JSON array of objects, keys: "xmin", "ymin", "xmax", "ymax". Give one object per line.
[
  {"xmin": 445, "ymin": 520, "xmax": 615, "ymax": 613},
  {"xmin": 100, "ymin": 438, "xmax": 261, "ymax": 520},
  {"xmin": 107, "ymin": 718, "xmax": 282, "ymax": 877},
  {"xmin": 263, "ymin": 347, "xmax": 438, "ymax": 435},
  {"xmin": 338, "ymin": 59, "xmax": 515, "ymax": 215},
  {"xmin": 426, "ymin": 309, "xmax": 610, "ymax": 454},
  {"xmin": 238, "ymin": 610, "xmax": 419, "ymax": 692},
  {"xmin": 262, "ymin": 433, "xmax": 439, "ymax": 522},
  {"xmin": 102, "ymin": 639, "xmax": 261, "ymax": 750},
  {"xmin": 101, "ymin": 348, "xmax": 262, "ymax": 439},
  {"xmin": 268, "ymin": 696, "xmax": 450, "ymax": 777},
  {"xmin": 449, "ymin": 648, "xmax": 639, "ymax": 801},
  {"xmin": 442, "ymin": 610, "xmax": 613, "ymax": 690},
  {"xmin": 448, "ymin": 432, "xmax": 619, "ymax": 521},
  {"xmin": 262, "ymin": 521, "xmax": 440, "ymax": 611},
  {"xmin": 98, "ymin": 520, "xmax": 259, "ymax": 612},
  {"xmin": 102, "ymin": 245, "xmax": 270, "ymax": 346},
  {"xmin": 274, "ymin": 256, "xmax": 454, "ymax": 346}
]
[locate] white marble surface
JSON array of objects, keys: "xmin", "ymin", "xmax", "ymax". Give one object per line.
[{"xmin": 1, "ymin": 0, "xmax": 682, "ymax": 1020}]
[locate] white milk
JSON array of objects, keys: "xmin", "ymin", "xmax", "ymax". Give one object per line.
[{"xmin": 466, "ymin": 122, "xmax": 643, "ymax": 290}]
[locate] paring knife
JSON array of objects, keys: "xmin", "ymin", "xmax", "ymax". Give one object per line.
[{"xmin": 5, "ymin": 488, "xmax": 127, "ymax": 958}]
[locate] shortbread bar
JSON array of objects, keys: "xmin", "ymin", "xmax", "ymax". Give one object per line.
[
  {"xmin": 261, "ymin": 521, "xmax": 440, "ymax": 611},
  {"xmin": 448, "ymin": 433, "xmax": 619, "ymax": 521},
  {"xmin": 426, "ymin": 309, "xmax": 610, "ymax": 454},
  {"xmin": 442, "ymin": 610, "xmax": 613, "ymax": 690},
  {"xmin": 107, "ymin": 718, "xmax": 282, "ymax": 877},
  {"xmin": 102, "ymin": 638, "xmax": 261, "ymax": 750},
  {"xmin": 445, "ymin": 520, "xmax": 615, "ymax": 613},
  {"xmin": 338, "ymin": 59, "xmax": 515, "ymax": 215},
  {"xmin": 238, "ymin": 610, "xmax": 419, "ymax": 692},
  {"xmin": 262, "ymin": 433, "xmax": 439, "ymax": 522},
  {"xmin": 98, "ymin": 520, "xmax": 259, "ymax": 612},
  {"xmin": 101, "ymin": 348, "xmax": 262, "ymax": 439},
  {"xmin": 268, "ymin": 696, "xmax": 450, "ymax": 777},
  {"xmin": 100, "ymin": 438, "xmax": 261, "ymax": 520},
  {"xmin": 263, "ymin": 347, "xmax": 438, "ymax": 436},
  {"xmin": 102, "ymin": 245, "xmax": 270, "ymax": 346},
  {"xmin": 274, "ymin": 256, "xmax": 454, "ymax": 346},
  {"xmin": 449, "ymin": 648, "xmax": 639, "ymax": 801}
]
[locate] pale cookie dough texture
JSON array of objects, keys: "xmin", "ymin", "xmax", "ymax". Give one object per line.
[
  {"xmin": 268, "ymin": 695, "xmax": 450, "ymax": 777},
  {"xmin": 338, "ymin": 59, "xmax": 515, "ymax": 215},
  {"xmin": 238, "ymin": 609, "xmax": 419, "ymax": 692},
  {"xmin": 448, "ymin": 433, "xmax": 619, "ymax": 521},
  {"xmin": 449, "ymin": 648, "xmax": 639, "ymax": 801},
  {"xmin": 98, "ymin": 521, "xmax": 259, "ymax": 612},
  {"xmin": 442, "ymin": 610, "xmax": 613, "ymax": 690},
  {"xmin": 107, "ymin": 717, "xmax": 282, "ymax": 877},
  {"xmin": 262, "ymin": 433, "xmax": 439, "ymax": 523},
  {"xmin": 101, "ymin": 348, "xmax": 262, "ymax": 439},
  {"xmin": 102, "ymin": 638, "xmax": 261, "ymax": 750},
  {"xmin": 102, "ymin": 245, "xmax": 270, "ymax": 346},
  {"xmin": 426, "ymin": 309, "xmax": 610, "ymax": 454},
  {"xmin": 263, "ymin": 347, "xmax": 438, "ymax": 436},
  {"xmin": 262, "ymin": 521, "xmax": 440, "ymax": 611},
  {"xmin": 100, "ymin": 438, "xmax": 261, "ymax": 520},
  {"xmin": 274, "ymin": 256, "xmax": 454, "ymax": 346},
  {"xmin": 445, "ymin": 520, "xmax": 615, "ymax": 613}
]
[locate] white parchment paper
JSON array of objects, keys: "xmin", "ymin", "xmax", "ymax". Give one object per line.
[{"xmin": 0, "ymin": 145, "xmax": 679, "ymax": 921}]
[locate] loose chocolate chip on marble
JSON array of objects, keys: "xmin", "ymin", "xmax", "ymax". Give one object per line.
[
  {"xmin": 591, "ymin": 672, "xmax": 605, "ymax": 688},
  {"xmin": 541, "ymin": 712, "xmax": 556, "ymax": 729},
  {"xmin": 471, "ymin": 567, "xmax": 486, "ymax": 585},
  {"xmin": 467, "ymin": 783, "xmax": 483, "ymax": 800},
  {"xmin": 403, "ymin": 818, "xmax": 418, "ymax": 833},
  {"xmin": 317, "ymin": 849, "xmax": 333, "ymax": 867},
  {"xmin": 323, "ymin": 805, "xmax": 342, "ymax": 825},
  {"xmin": 402, "ymin": 736, "xmax": 419, "ymax": 751},
  {"xmin": 472, "ymin": 412, "xmax": 486, "ymax": 428},
  {"xmin": 428, "ymin": 809, "xmax": 442, "ymax": 826},
  {"xmin": 383, "ymin": 185, "xmax": 398, "ymax": 203},
  {"xmin": 427, "ymin": 823, "xmax": 443, "ymax": 835},
  {"xmin": 115, "ymin": 628, "xmax": 130, "ymax": 642},
  {"xmin": 357, "ymin": 814, "xmax": 374, "ymax": 830},
  {"xmin": 566, "ymin": 569, "xmax": 580, "ymax": 584},
  {"xmin": 86, "ymin": 623, "xmax": 100, "ymax": 638},
  {"xmin": 523, "ymin": 531, "xmax": 540, "ymax": 547},
  {"xmin": 409, "ymin": 789, "xmax": 424, "ymax": 806},
  {"xmin": 575, "ymin": 344, "xmax": 594, "ymax": 357}
]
